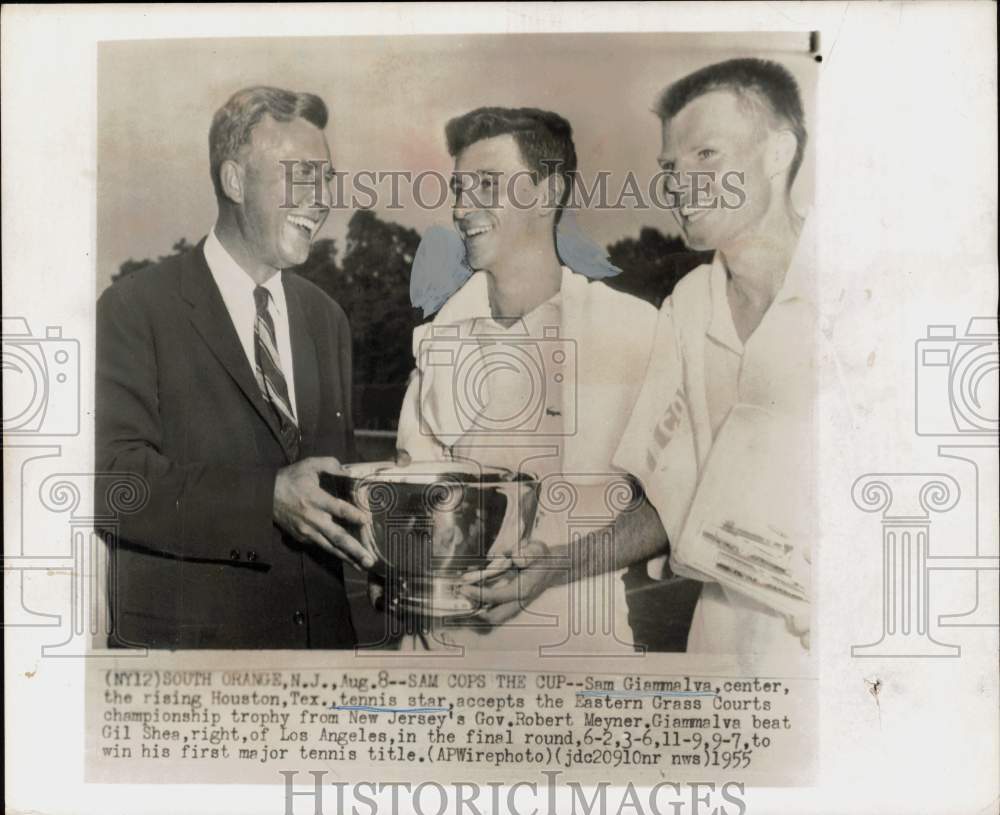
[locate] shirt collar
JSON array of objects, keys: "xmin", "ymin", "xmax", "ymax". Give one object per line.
[
  {"xmin": 706, "ymin": 213, "xmax": 815, "ymax": 352},
  {"xmin": 774, "ymin": 211, "xmax": 815, "ymax": 305},
  {"xmin": 204, "ymin": 227, "xmax": 287, "ymax": 315},
  {"xmin": 436, "ymin": 265, "xmax": 571, "ymax": 326},
  {"xmin": 707, "ymin": 255, "xmax": 744, "ymax": 354}
]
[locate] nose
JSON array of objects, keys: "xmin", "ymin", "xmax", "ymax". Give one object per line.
[
  {"xmin": 451, "ymin": 171, "xmax": 483, "ymax": 223},
  {"xmin": 662, "ymin": 168, "xmax": 683, "ymax": 202},
  {"xmin": 452, "ymin": 186, "xmax": 471, "ymax": 223},
  {"xmin": 670, "ymin": 164, "xmax": 710, "ymax": 211},
  {"xmin": 292, "ymin": 161, "xmax": 332, "ymax": 211},
  {"xmin": 313, "ymin": 172, "xmax": 333, "ymax": 212}
]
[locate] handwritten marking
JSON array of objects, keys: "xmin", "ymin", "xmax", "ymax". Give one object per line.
[
  {"xmin": 576, "ymin": 690, "xmax": 717, "ymax": 699},
  {"xmin": 330, "ymin": 705, "xmax": 448, "ymax": 713}
]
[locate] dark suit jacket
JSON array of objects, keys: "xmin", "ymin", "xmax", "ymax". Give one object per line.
[{"xmin": 96, "ymin": 238, "xmax": 358, "ymax": 649}]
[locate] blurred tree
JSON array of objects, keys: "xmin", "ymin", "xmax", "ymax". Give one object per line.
[
  {"xmin": 338, "ymin": 210, "xmax": 423, "ymax": 386},
  {"xmin": 112, "ymin": 238, "xmax": 194, "ymax": 283},
  {"xmin": 286, "ymin": 237, "xmax": 343, "ymax": 300},
  {"xmin": 604, "ymin": 227, "xmax": 713, "ymax": 306},
  {"xmin": 287, "ymin": 210, "xmax": 423, "ymax": 430}
]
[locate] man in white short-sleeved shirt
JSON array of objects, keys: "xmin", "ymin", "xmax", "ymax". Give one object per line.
[
  {"xmin": 392, "ymin": 106, "xmax": 658, "ymax": 651},
  {"xmin": 477, "ymin": 58, "xmax": 833, "ymax": 654},
  {"xmin": 611, "ymin": 214, "xmax": 825, "ymax": 653}
]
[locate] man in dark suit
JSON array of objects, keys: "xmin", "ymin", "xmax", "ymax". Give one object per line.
[{"xmin": 96, "ymin": 86, "xmax": 376, "ymax": 649}]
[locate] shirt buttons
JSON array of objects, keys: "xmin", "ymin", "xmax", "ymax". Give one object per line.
[
  {"xmin": 229, "ymin": 549, "xmax": 240, "ymax": 561},
  {"xmin": 293, "ymin": 611, "xmax": 306, "ymax": 625},
  {"xmin": 246, "ymin": 550, "xmax": 258, "ymax": 563}
]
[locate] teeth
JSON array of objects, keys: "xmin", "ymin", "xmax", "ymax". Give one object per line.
[
  {"xmin": 287, "ymin": 214, "xmax": 317, "ymax": 233},
  {"xmin": 463, "ymin": 225, "xmax": 492, "ymax": 237}
]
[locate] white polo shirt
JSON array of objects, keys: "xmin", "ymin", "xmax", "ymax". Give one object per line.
[
  {"xmin": 614, "ymin": 219, "xmax": 832, "ymax": 654},
  {"xmin": 204, "ymin": 228, "xmax": 298, "ymax": 418}
]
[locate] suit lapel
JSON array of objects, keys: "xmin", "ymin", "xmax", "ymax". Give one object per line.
[
  {"xmin": 180, "ymin": 240, "xmax": 294, "ymax": 462},
  {"xmin": 283, "ymin": 275, "xmax": 319, "ymax": 450}
]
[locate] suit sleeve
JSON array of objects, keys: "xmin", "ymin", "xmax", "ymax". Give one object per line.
[{"xmin": 95, "ymin": 281, "xmax": 278, "ymax": 563}]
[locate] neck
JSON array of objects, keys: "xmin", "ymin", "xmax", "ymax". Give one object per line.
[
  {"xmin": 214, "ymin": 207, "xmax": 280, "ymax": 286},
  {"xmin": 486, "ymin": 238, "xmax": 563, "ymax": 319},
  {"xmin": 718, "ymin": 199, "xmax": 803, "ymax": 304}
]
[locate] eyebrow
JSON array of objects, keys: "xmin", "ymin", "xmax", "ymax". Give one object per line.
[
  {"xmin": 450, "ymin": 170, "xmax": 502, "ymax": 186},
  {"xmin": 287, "ymin": 160, "xmax": 326, "ymax": 173},
  {"xmin": 451, "ymin": 169, "xmax": 503, "ymax": 176}
]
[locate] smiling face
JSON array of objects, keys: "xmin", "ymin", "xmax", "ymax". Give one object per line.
[
  {"xmin": 236, "ymin": 115, "xmax": 333, "ymax": 270},
  {"xmin": 658, "ymin": 89, "xmax": 776, "ymax": 252},
  {"xmin": 451, "ymin": 134, "xmax": 546, "ymax": 274}
]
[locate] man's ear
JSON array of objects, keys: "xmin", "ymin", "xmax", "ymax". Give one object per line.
[
  {"xmin": 540, "ymin": 172, "xmax": 566, "ymax": 218},
  {"xmin": 767, "ymin": 129, "xmax": 798, "ymax": 181},
  {"xmin": 219, "ymin": 159, "xmax": 245, "ymax": 204}
]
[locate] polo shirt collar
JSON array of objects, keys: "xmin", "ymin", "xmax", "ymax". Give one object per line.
[{"xmin": 705, "ymin": 213, "xmax": 814, "ymax": 353}]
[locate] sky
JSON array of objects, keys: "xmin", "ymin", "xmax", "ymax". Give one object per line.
[{"xmin": 97, "ymin": 31, "xmax": 816, "ymax": 291}]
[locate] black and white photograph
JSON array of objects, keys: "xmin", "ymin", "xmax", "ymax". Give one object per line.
[
  {"xmin": 93, "ymin": 31, "xmax": 819, "ymax": 657},
  {"xmin": 3, "ymin": 4, "xmax": 997, "ymax": 814}
]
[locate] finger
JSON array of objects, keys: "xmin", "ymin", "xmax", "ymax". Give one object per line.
[
  {"xmin": 461, "ymin": 575, "xmax": 526, "ymax": 606},
  {"xmin": 485, "ymin": 536, "xmax": 516, "ymax": 558},
  {"xmin": 308, "ymin": 513, "xmax": 375, "ymax": 570},
  {"xmin": 510, "ymin": 540, "xmax": 549, "ymax": 568},
  {"xmin": 457, "ymin": 556, "xmax": 512, "ymax": 585},
  {"xmin": 395, "ymin": 449, "xmax": 412, "ymax": 467},
  {"xmin": 303, "ymin": 456, "xmax": 345, "ymax": 475},
  {"xmin": 295, "ymin": 525, "xmax": 341, "ymax": 561},
  {"xmin": 785, "ymin": 613, "xmax": 810, "ymax": 637},
  {"xmin": 476, "ymin": 599, "xmax": 525, "ymax": 625},
  {"xmin": 310, "ymin": 489, "xmax": 370, "ymax": 527},
  {"xmin": 359, "ymin": 523, "xmax": 381, "ymax": 564}
]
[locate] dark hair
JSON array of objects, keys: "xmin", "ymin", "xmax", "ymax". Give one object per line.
[
  {"xmin": 655, "ymin": 58, "xmax": 807, "ymax": 188},
  {"xmin": 444, "ymin": 107, "xmax": 577, "ymax": 212},
  {"xmin": 209, "ymin": 86, "xmax": 328, "ymax": 199}
]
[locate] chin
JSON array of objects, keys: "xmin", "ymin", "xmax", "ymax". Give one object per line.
[
  {"xmin": 681, "ymin": 229, "xmax": 713, "ymax": 252},
  {"xmin": 464, "ymin": 249, "xmax": 494, "ymax": 273},
  {"xmin": 280, "ymin": 244, "xmax": 312, "ymax": 268}
]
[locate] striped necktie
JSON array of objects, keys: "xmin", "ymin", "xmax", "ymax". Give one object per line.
[{"xmin": 253, "ymin": 285, "xmax": 300, "ymax": 458}]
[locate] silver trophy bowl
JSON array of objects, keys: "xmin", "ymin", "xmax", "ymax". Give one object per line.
[{"xmin": 321, "ymin": 460, "xmax": 540, "ymax": 619}]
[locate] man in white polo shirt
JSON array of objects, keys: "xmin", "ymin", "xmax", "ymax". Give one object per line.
[
  {"xmin": 394, "ymin": 106, "xmax": 658, "ymax": 651},
  {"xmin": 474, "ymin": 58, "xmax": 841, "ymax": 654}
]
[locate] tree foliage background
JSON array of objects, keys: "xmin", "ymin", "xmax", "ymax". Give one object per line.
[{"xmin": 112, "ymin": 213, "xmax": 707, "ymax": 429}]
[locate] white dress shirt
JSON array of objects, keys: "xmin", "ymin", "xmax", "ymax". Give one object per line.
[
  {"xmin": 614, "ymin": 217, "xmax": 839, "ymax": 654},
  {"xmin": 203, "ymin": 228, "xmax": 298, "ymax": 418}
]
